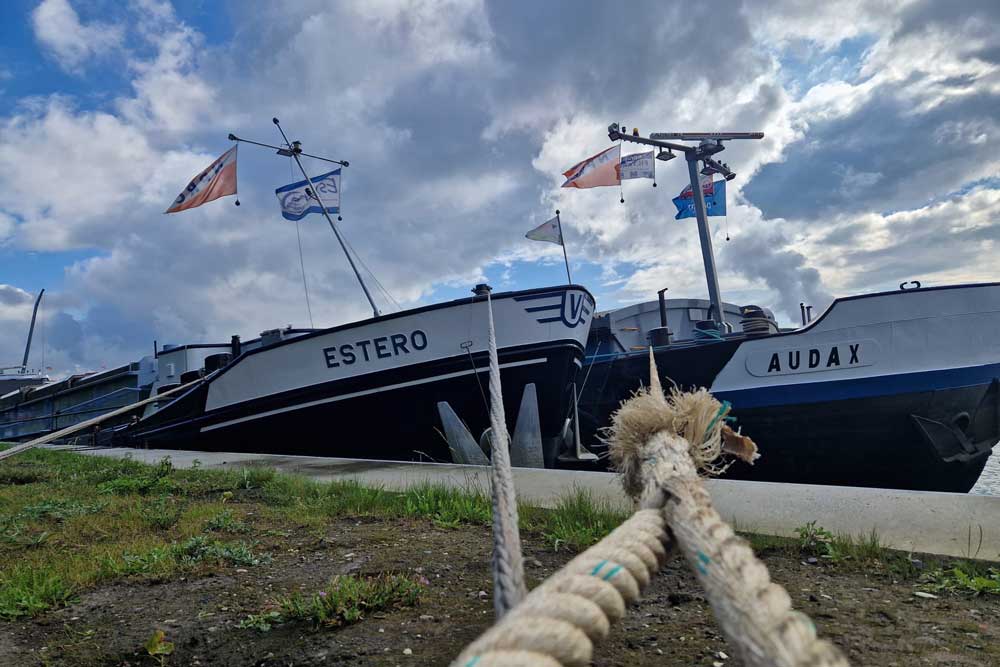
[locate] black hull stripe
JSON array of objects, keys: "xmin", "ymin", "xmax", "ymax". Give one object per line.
[{"xmin": 201, "ymin": 357, "xmax": 547, "ymax": 433}]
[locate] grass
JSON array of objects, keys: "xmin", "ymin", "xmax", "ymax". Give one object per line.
[
  {"xmin": 1, "ymin": 445, "xmax": 995, "ymax": 623},
  {"xmin": 238, "ymin": 574, "xmax": 424, "ymax": 631},
  {"xmin": 536, "ymin": 488, "xmax": 627, "ymax": 551},
  {"xmin": 275, "ymin": 573, "xmax": 423, "ymax": 628},
  {"xmin": 0, "ymin": 565, "xmax": 76, "ymax": 620}
]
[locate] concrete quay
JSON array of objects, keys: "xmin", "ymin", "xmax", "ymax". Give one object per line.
[{"xmin": 53, "ymin": 446, "xmax": 1000, "ymax": 560}]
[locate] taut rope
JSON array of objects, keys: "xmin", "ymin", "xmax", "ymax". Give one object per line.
[{"xmin": 485, "ymin": 291, "xmax": 527, "ymax": 617}]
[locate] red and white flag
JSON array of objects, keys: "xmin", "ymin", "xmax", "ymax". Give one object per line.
[
  {"xmin": 677, "ymin": 173, "xmax": 715, "ymax": 198},
  {"xmin": 165, "ymin": 146, "xmax": 238, "ymax": 213},
  {"xmin": 561, "ymin": 144, "xmax": 621, "ymax": 189}
]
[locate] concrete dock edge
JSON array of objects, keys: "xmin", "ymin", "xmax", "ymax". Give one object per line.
[{"xmin": 53, "ymin": 446, "xmax": 1000, "ymax": 560}]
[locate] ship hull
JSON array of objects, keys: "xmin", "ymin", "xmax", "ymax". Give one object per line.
[
  {"xmin": 126, "ymin": 286, "xmax": 595, "ymax": 465},
  {"xmin": 580, "ymin": 283, "xmax": 1000, "ymax": 492}
]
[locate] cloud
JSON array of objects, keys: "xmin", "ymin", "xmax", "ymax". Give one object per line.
[
  {"xmin": 745, "ymin": 0, "xmax": 1000, "ymax": 221},
  {"xmin": 0, "ymin": 284, "xmax": 33, "ymax": 307},
  {"xmin": 31, "ymin": 0, "xmax": 124, "ymax": 72},
  {"xmin": 2, "ymin": 0, "xmax": 999, "ymax": 376},
  {"xmin": 803, "ymin": 185, "xmax": 1000, "ymax": 292}
]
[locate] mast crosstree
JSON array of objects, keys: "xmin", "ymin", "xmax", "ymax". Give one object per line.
[
  {"xmin": 228, "ymin": 120, "xmax": 382, "ymax": 319},
  {"xmin": 608, "ymin": 124, "xmax": 763, "ymax": 327}
]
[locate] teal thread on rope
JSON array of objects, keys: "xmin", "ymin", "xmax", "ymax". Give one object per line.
[
  {"xmin": 703, "ymin": 400, "xmax": 732, "ymax": 443},
  {"xmin": 696, "ymin": 550, "xmax": 711, "ymax": 575},
  {"xmin": 602, "ymin": 564, "xmax": 624, "ymax": 581},
  {"xmin": 464, "ymin": 656, "xmax": 481, "ymax": 667}
]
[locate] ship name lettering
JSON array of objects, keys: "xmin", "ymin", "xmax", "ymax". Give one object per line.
[
  {"xmin": 765, "ymin": 343, "xmax": 863, "ymax": 374},
  {"xmin": 323, "ymin": 329, "xmax": 428, "ymax": 368}
]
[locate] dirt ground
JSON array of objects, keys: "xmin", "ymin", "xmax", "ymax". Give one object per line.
[{"xmin": 1, "ymin": 517, "xmax": 997, "ymax": 667}]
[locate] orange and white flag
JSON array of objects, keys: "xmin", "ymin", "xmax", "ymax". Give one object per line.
[
  {"xmin": 561, "ymin": 144, "xmax": 621, "ymax": 189},
  {"xmin": 165, "ymin": 146, "xmax": 238, "ymax": 213}
]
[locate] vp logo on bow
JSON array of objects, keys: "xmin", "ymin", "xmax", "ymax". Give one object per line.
[{"xmin": 515, "ymin": 290, "xmax": 592, "ymax": 328}]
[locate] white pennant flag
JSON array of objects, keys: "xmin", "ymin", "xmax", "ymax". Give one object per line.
[
  {"xmin": 620, "ymin": 150, "xmax": 654, "ymax": 180},
  {"xmin": 525, "ymin": 216, "xmax": 563, "ymax": 246}
]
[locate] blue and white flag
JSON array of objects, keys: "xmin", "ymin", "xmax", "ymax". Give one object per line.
[
  {"xmin": 620, "ymin": 151, "xmax": 654, "ymax": 180},
  {"xmin": 672, "ymin": 178, "xmax": 726, "ymax": 220},
  {"xmin": 275, "ymin": 168, "xmax": 340, "ymax": 221}
]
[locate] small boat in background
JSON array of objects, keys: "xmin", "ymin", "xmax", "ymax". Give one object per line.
[{"xmin": 0, "ymin": 289, "xmax": 49, "ymax": 396}]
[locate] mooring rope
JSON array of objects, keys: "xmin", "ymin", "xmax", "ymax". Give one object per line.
[
  {"xmin": 451, "ymin": 349, "xmax": 849, "ymax": 667},
  {"xmin": 485, "ymin": 290, "xmax": 527, "ymax": 617}
]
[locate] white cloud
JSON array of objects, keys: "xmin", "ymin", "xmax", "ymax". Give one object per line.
[
  {"xmin": 2, "ymin": 0, "xmax": 999, "ymax": 376},
  {"xmin": 31, "ymin": 0, "xmax": 124, "ymax": 72},
  {"xmin": 746, "ymin": 0, "xmax": 911, "ymax": 51}
]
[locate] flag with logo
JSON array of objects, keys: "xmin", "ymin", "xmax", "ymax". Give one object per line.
[
  {"xmin": 165, "ymin": 146, "xmax": 238, "ymax": 213},
  {"xmin": 525, "ymin": 215, "xmax": 563, "ymax": 246},
  {"xmin": 672, "ymin": 178, "xmax": 727, "ymax": 220},
  {"xmin": 275, "ymin": 168, "xmax": 341, "ymax": 221},
  {"xmin": 561, "ymin": 145, "xmax": 621, "ymax": 188},
  {"xmin": 620, "ymin": 150, "xmax": 654, "ymax": 180}
]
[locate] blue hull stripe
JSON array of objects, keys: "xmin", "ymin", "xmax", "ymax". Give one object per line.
[{"xmin": 716, "ymin": 362, "xmax": 1000, "ymax": 410}]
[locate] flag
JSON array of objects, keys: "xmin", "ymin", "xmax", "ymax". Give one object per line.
[
  {"xmin": 526, "ymin": 216, "xmax": 562, "ymax": 245},
  {"xmin": 165, "ymin": 146, "xmax": 238, "ymax": 213},
  {"xmin": 673, "ymin": 179, "xmax": 727, "ymax": 220},
  {"xmin": 275, "ymin": 168, "xmax": 341, "ymax": 221},
  {"xmin": 561, "ymin": 145, "xmax": 621, "ymax": 188},
  {"xmin": 620, "ymin": 150, "xmax": 654, "ymax": 180},
  {"xmin": 677, "ymin": 173, "xmax": 715, "ymax": 198}
]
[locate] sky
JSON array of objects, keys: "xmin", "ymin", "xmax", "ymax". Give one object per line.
[{"xmin": 0, "ymin": 0, "xmax": 998, "ymax": 377}]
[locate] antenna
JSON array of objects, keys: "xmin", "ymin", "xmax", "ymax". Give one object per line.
[
  {"xmin": 649, "ymin": 131, "xmax": 764, "ymax": 140},
  {"xmin": 227, "ymin": 121, "xmax": 380, "ymax": 318}
]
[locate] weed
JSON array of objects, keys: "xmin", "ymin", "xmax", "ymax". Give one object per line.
[
  {"xmin": 235, "ymin": 466, "xmax": 276, "ymax": 490},
  {"xmin": 238, "ymin": 610, "xmax": 282, "ymax": 632},
  {"xmin": 0, "ymin": 566, "xmax": 76, "ymax": 620},
  {"xmin": 0, "ymin": 468, "xmax": 49, "ymax": 485},
  {"xmin": 922, "ymin": 566, "xmax": 1000, "ymax": 596},
  {"xmin": 204, "ymin": 510, "xmax": 251, "ymax": 534},
  {"xmin": 98, "ymin": 459, "xmax": 176, "ymax": 496},
  {"xmin": 277, "ymin": 574, "xmax": 422, "ymax": 628},
  {"xmin": 98, "ymin": 537, "xmax": 269, "ymax": 580},
  {"xmin": 172, "ymin": 536, "xmax": 270, "ymax": 567},
  {"xmin": 795, "ymin": 520, "xmax": 836, "ymax": 558},
  {"xmin": 144, "ymin": 629, "xmax": 174, "ymax": 666},
  {"xmin": 102, "ymin": 546, "xmax": 174, "ymax": 577},
  {"xmin": 139, "ymin": 498, "xmax": 182, "ymax": 530},
  {"xmin": 19, "ymin": 499, "xmax": 107, "ymax": 521}
]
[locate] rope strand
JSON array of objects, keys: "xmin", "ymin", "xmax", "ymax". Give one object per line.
[{"xmin": 485, "ymin": 290, "xmax": 527, "ymax": 617}]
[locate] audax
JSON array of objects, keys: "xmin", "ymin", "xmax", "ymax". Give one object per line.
[{"xmin": 767, "ymin": 343, "xmax": 861, "ymax": 374}]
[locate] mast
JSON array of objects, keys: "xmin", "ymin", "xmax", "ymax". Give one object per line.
[
  {"xmin": 21, "ymin": 289, "xmax": 44, "ymax": 372},
  {"xmin": 685, "ymin": 154, "xmax": 723, "ymax": 321},
  {"xmin": 608, "ymin": 125, "xmax": 763, "ymax": 327},
  {"xmin": 556, "ymin": 210, "xmax": 572, "ymax": 284},
  {"xmin": 228, "ymin": 120, "xmax": 382, "ymax": 319}
]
